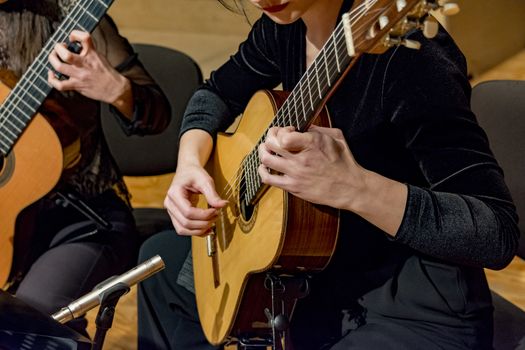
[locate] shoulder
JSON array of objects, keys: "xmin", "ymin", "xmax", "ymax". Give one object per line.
[{"xmin": 385, "ymin": 27, "xmax": 468, "ymax": 86}]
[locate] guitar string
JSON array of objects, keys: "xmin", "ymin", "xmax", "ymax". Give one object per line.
[
  {"xmin": 222, "ymin": 1, "xmax": 380, "ymax": 205},
  {"xmin": 0, "ymin": 0, "xmax": 110, "ymax": 153},
  {"xmin": 219, "ymin": 0, "xmax": 382, "ymax": 206}
]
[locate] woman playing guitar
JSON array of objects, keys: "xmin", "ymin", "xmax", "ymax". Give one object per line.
[{"xmin": 138, "ymin": 0, "xmax": 519, "ymax": 349}]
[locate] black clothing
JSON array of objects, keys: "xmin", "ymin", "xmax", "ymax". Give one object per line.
[{"xmin": 139, "ymin": 0, "xmax": 520, "ymax": 348}]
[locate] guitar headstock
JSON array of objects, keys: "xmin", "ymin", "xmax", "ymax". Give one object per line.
[{"xmin": 343, "ymin": 0, "xmax": 460, "ymax": 55}]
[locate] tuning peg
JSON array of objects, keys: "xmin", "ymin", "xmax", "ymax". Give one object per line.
[
  {"xmin": 422, "ymin": 16, "xmax": 439, "ymax": 38},
  {"xmin": 402, "ymin": 39, "xmax": 421, "ymax": 50},
  {"xmin": 396, "ymin": 0, "xmax": 407, "ymax": 12},
  {"xmin": 441, "ymin": 2, "xmax": 460, "ymax": 16},
  {"xmin": 379, "ymin": 15, "xmax": 389, "ymax": 30}
]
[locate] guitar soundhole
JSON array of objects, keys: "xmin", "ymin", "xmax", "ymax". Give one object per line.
[
  {"xmin": 240, "ymin": 199, "xmax": 255, "ymax": 222},
  {"xmin": 238, "ymin": 174, "xmax": 256, "ymax": 223},
  {"xmin": 0, "ymin": 151, "xmax": 15, "ymax": 186}
]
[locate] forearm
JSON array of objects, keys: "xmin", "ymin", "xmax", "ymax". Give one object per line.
[
  {"xmin": 347, "ymin": 170, "xmax": 408, "ymax": 236},
  {"xmin": 177, "ymin": 129, "xmax": 214, "ymax": 169},
  {"xmin": 108, "ymin": 74, "xmax": 133, "ymax": 118}
]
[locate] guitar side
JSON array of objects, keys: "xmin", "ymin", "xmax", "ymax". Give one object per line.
[
  {"xmin": 192, "ymin": 90, "xmax": 339, "ymax": 345},
  {"xmin": 0, "ymin": 82, "xmax": 63, "ymax": 287}
]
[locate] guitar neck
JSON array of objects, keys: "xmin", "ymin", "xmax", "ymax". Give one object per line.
[
  {"xmin": 0, "ymin": 0, "xmax": 114, "ymax": 156},
  {"xmin": 242, "ymin": 16, "xmax": 355, "ymax": 205}
]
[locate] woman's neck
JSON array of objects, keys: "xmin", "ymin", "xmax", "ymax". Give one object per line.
[{"xmin": 303, "ymin": 0, "xmax": 344, "ymax": 67}]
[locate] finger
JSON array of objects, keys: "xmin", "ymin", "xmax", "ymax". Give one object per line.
[
  {"xmin": 258, "ymin": 163, "xmax": 290, "ymax": 189},
  {"xmin": 47, "ymin": 70, "xmax": 68, "ymax": 91},
  {"xmin": 169, "ymin": 205, "xmax": 215, "ymax": 231},
  {"xmin": 198, "ymin": 181, "xmax": 228, "ymax": 209},
  {"xmin": 278, "ymin": 130, "xmax": 313, "ymax": 152},
  {"xmin": 258, "ymin": 142, "xmax": 290, "ymax": 174},
  {"xmin": 164, "ymin": 192, "xmax": 218, "ymax": 221},
  {"xmin": 48, "ymin": 49, "xmax": 75, "ymax": 78},
  {"xmin": 169, "ymin": 214, "xmax": 212, "ymax": 236},
  {"xmin": 69, "ymin": 30, "xmax": 94, "ymax": 52},
  {"xmin": 48, "ymin": 70, "xmax": 79, "ymax": 92},
  {"xmin": 53, "ymin": 42, "xmax": 82, "ymax": 66}
]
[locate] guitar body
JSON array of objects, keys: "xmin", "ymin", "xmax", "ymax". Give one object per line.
[
  {"xmin": 193, "ymin": 90, "xmax": 340, "ymax": 345},
  {"xmin": 0, "ymin": 81, "xmax": 63, "ymax": 287}
]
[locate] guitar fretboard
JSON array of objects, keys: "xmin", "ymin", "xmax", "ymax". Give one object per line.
[{"xmin": 0, "ymin": 0, "xmax": 114, "ymax": 156}]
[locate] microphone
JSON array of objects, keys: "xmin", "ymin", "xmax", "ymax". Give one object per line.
[{"xmin": 51, "ymin": 255, "xmax": 165, "ymax": 324}]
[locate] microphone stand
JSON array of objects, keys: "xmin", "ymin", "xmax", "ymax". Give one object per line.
[
  {"xmin": 52, "ymin": 255, "xmax": 165, "ymax": 349},
  {"xmin": 92, "ymin": 282, "xmax": 130, "ymax": 350}
]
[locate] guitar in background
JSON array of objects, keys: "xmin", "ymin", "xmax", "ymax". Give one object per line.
[{"xmin": 0, "ymin": 0, "xmax": 116, "ymax": 288}]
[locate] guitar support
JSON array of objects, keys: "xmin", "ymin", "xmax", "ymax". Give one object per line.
[{"xmin": 235, "ymin": 273, "xmax": 310, "ymax": 350}]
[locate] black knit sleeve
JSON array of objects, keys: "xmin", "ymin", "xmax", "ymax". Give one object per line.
[{"xmin": 383, "ymin": 30, "xmax": 520, "ymax": 269}]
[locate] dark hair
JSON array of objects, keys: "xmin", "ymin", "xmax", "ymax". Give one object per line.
[
  {"xmin": 217, "ymin": 0, "xmax": 252, "ymax": 24},
  {"xmin": 217, "ymin": 0, "xmax": 243, "ymax": 13}
]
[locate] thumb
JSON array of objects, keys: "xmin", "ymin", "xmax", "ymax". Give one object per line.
[{"xmin": 200, "ymin": 183, "xmax": 228, "ymax": 209}]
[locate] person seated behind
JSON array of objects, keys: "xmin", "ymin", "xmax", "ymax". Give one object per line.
[
  {"xmin": 137, "ymin": 0, "xmax": 520, "ymax": 349},
  {"xmin": 0, "ymin": 0, "xmax": 170, "ymax": 335}
]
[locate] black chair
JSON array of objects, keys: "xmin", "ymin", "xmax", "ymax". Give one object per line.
[
  {"xmin": 101, "ymin": 43, "xmax": 203, "ymax": 237},
  {"xmin": 471, "ymin": 80, "xmax": 525, "ymax": 350}
]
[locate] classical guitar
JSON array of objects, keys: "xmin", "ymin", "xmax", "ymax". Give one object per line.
[
  {"xmin": 192, "ymin": 0, "xmax": 459, "ymax": 345},
  {"xmin": 0, "ymin": 0, "xmax": 116, "ymax": 288}
]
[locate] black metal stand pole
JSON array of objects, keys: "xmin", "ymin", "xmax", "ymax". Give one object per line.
[{"xmin": 91, "ymin": 282, "xmax": 130, "ymax": 350}]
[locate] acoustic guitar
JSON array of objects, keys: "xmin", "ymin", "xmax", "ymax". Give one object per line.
[
  {"xmin": 192, "ymin": 0, "xmax": 459, "ymax": 345},
  {"xmin": 0, "ymin": 0, "xmax": 116, "ymax": 288}
]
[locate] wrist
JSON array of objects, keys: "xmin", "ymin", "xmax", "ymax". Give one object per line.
[
  {"xmin": 346, "ymin": 170, "xmax": 408, "ymax": 236},
  {"xmin": 109, "ymin": 74, "xmax": 133, "ymax": 117}
]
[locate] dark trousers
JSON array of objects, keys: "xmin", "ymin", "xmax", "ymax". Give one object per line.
[
  {"xmin": 14, "ymin": 190, "xmax": 138, "ymax": 334},
  {"xmin": 137, "ymin": 230, "xmax": 492, "ymax": 350},
  {"xmin": 138, "ymin": 230, "xmax": 219, "ymax": 350}
]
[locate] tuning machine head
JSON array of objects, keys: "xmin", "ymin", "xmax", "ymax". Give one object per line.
[{"xmin": 426, "ymin": 0, "xmax": 460, "ymax": 16}]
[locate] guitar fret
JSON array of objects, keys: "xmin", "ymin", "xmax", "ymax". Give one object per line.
[
  {"xmin": 2, "ymin": 111, "xmax": 23, "ymax": 132},
  {"xmin": 1, "ymin": 121, "xmax": 18, "ymax": 140},
  {"xmin": 3, "ymin": 123, "xmax": 22, "ymax": 138},
  {"xmin": 292, "ymin": 96, "xmax": 300, "ymax": 128},
  {"xmin": 313, "ymin": 60, "xmax": 323, "ymax": 99},
  {"xmin": 96, "ymin": 0, "xmax": 109, "ymax": 8},
  {"xmin": 305, "ymin": 70, "xmax": 314, "ymax": 112},
  {"xmin": 27, "ymin": 80, "xmax": 49, "ymax": 98},
  {"xmin": 332, "ymin": 34, "xmax": 341, "ymax": 73},
  {"xmin": 77, "ymin": 1, "xmax": 99, "ymax": 22},
  {"xmin": 0, "ymin": 133, "xmax": 10, "ymax": 150},
  {"xmin": 323, "ymin": 48, "xmax": 332, "ymax": 87}
]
